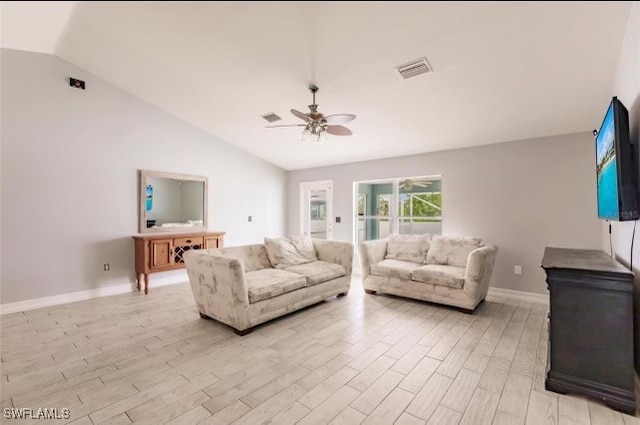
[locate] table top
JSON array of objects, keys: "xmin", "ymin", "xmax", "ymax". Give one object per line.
[
  {"xmin": 542, "ymin": 247, "xmax": 633, "ymax": 276},
  {"xmin": 133, "ymin": 231, "xmax": 225, "ymax": 240}
]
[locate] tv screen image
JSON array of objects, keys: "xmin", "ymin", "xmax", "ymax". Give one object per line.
[
  {"xmin": 596, "ymin": 103, "xmax": 619, "ymax": 220},
  {"xmin": 595, "ymin": 97, "xmax": 637, "ymax": 221}
]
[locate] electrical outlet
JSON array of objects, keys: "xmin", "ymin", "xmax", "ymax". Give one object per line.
[
  {"xmin": 248, "ymin": 215, "xmax": 252, "ymax": 222},
  {"xmin": 104, "ymin": 263, "xmax": 110, "ymax": 272},
  {"xmin": 514, "ymin": 265, "xmax": 522, "ymax": 275}
]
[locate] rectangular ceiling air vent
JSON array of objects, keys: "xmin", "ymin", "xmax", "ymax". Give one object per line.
[
  {"xmin": 261, "ymin": 113, "xmax": 282, "ymax": 123},
  {"xmin": 396, "ymin": 57, "xmax": 433, "ymax": 80}
]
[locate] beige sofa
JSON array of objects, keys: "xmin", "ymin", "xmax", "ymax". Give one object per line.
[
  {"xmin": 184, "ymin": 238, "xmax": 353, "ymax": 335},
  {"xmin": 359, "ymin": 235, "xmax": 497, "ymax": 312}
]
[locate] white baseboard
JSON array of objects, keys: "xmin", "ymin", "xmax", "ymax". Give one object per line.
[
  {"xmin": 0, "ymin": 274, "xmax": 189, "ymax": 315},
  {"xmin": 1, "ymin": 276, "xmax": 548, "ymax": 315},
  {"xmin": 487, "ymin": 286, "xmax": 549, "ymax": 305}
]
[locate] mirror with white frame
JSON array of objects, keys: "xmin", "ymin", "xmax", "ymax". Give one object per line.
[{"xmin": 139, "ymin": 170, "xmax": 208, "ymax": 233}]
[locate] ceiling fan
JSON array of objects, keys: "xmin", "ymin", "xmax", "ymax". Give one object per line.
[
  {"xmin": 399, "ymin": 179, "xmax": 432, "ymax": 191},
  {"xmin": 266, "ymin": 85, "xmax": 356, "ymax": 143}
]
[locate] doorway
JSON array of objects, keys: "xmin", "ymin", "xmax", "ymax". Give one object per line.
[{"xmin": 300, "ymin": 180, "xmax": 333, "ymax": 240}]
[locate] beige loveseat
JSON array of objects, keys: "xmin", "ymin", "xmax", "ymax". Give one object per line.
[
  {"xmin": 359, "ymin": 235, "xmax": 497, "ymax": 312},
  {"xmin": 184, "ymin": 237, "xmax": 352, "ymax": 335}
]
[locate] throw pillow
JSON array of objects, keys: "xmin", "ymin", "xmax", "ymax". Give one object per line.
[
  {"xmin": 264, "ymin": 236, "xmax": 315, "ymax": 269},
  {"xmin": 426, "ymin": 235, "xmax": 482, "ymax": 267},
  {"xmin": 289, "ymin": 234, "xmax": 318, "ymax": 262},
  {"xmin": 385, "ymin": 234, "xmax": 431, "ymax": 263}
]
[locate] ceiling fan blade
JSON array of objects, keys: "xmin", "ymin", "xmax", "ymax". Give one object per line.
[
  {"xmin": 324, "ymin": 114, "xmax": 356, "ymax": 125},
  {"xmin": 291, "ymin": 109, "xmax": 312, "ymax": 123},
  {"xmin": 326, "ymin": 125, "xmax": 352, "ymax": 136},
  {"xmin": 266, "ymin": 124, "xmax": 306, "ymax": 128}
]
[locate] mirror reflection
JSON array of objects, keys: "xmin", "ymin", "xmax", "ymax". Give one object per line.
[
  {"xmin": 309, "ymin": 190, "xmax": 328, "ymax": 239},
  {"xmin": 140, "ymin": 171, "xmax": 207, "ymax": 232}
]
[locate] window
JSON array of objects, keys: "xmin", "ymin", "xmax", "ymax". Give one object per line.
[
  {"xmin": 376, "ymin": 194, "xmax": 391, "ymax": 216},
  {"xmin": 355, "ymin": 176, "xmax": 442, "ymax": 243},
  {"xmin": 310, "ymin": 201, "xmax": 326, "ymax": 220},
  {"xmin": 357, "ymin": 194, "xmax": 366, "ymax": 216}
]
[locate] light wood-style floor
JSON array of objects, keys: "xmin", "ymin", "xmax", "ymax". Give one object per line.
[{"xmin": 1, "ymin": 279, "xmax": 638, "ymax": 425}]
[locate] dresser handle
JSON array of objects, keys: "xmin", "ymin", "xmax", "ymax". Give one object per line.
[{"xmin": 185, "ymin": 239, "xmax": 192, "ymax": 243}]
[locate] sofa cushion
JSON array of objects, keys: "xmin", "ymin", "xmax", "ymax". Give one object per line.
[
  {"xmin": 370, "ymin": 259, "xmax": 423, "ymax": 280},
  {"xmin": 411, "ymin": 264, "xmax": 466, "ymax": 289},
  {"xmin": 426, "ymin": 235, "xmax": 482, "ymax": 267},
  {"xmin": 385, "ymin": 234, "xmax": 431, "ymax": 263},
  {"xmin": 245, "ymin": 268, "xmax": 306, "ymax": 303},
  {"xmin": 284, "ymin": 261, "xmax": 346, "ymax": 286},
  {"xmin": 264, "ymin": 236, "xmax": 316, "ymax": 269},
  {"xmin": 209, "ymin": 244, "xmax": 272, "ymax": 272}
]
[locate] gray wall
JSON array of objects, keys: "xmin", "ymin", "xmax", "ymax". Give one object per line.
[
  {"xmin": 608, "ymin": 3, "xmax": 640, "ymax": 266},
  {"xmin": 1, "ymin": 49, "xmax": 287, "ymax": 304},
  {"xmin": 288, "ymin": 132, "xmax": 602, "ymax": 295}
]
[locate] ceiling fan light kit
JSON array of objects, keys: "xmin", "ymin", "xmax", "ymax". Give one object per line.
[
  {"xmin": 266, "ymin": 85, "xmax": 356, "ymax": 143},
  {"xmin": 301, "ymin": 121, "xmax": 328, "ymax": 144}
]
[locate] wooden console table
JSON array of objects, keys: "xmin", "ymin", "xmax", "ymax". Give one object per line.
[
  {"xmin": 542, "ymin": 247, "xmax": 635, "ymax": 414},
  {"xmin": 133, "ymin": 231, "xmax": 225, "ymax": 294}
]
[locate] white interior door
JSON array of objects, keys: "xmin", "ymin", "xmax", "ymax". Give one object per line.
[{"xmin": 300, "ymin": 180, "xmax": 333, "ymax": 240}]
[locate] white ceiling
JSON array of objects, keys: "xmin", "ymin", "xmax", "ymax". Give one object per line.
[
  {"xmin": 1, "ymin": 1, "xmax": 632, "ymax": 170},
  {"xmin": 1, "ymin": 1, "xmax": 76, "ymax": 53}
]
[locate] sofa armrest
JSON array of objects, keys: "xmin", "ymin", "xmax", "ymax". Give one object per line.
[
  {"xmin": 358, "ymin": 239, "xmax": 388, "ymax": 279},
  {"xmin": 312, "ymin": 239, "xmax": 354, "ymax": 276},
  {"xmin": 184, "ymin": 250, "xmax": 250, "ymax": 330},
  {"xmin": 464, "ymin": 244, "xmax": 498, "ymax": 302}
]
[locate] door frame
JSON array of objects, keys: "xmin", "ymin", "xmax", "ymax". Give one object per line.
[{"xmin": 300, "ymin": 180, "xmax": 333, "ymax": 240}]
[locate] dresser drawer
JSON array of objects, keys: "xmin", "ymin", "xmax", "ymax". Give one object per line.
[
  {"xmin": 204, "ymin": 236, "xmax": 221, "ymax": 249},
  {"xmin": 173, "ymin": 236, "xmax": 203, "ymax": 247}
]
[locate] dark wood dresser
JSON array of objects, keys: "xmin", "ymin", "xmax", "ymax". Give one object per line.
[{"xmin": 542, "ymin": 247, "xmax": 635, "ymax": 414}]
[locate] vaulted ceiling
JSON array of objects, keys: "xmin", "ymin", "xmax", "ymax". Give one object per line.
[{"xmin": 1, "ymin": 1, "xmax": 632, "ymax": 170}]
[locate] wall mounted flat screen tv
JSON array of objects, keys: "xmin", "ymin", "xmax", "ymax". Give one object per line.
[{"xmin": 596, "ymin": 97, "xmax": 637, "ymax": 221}]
